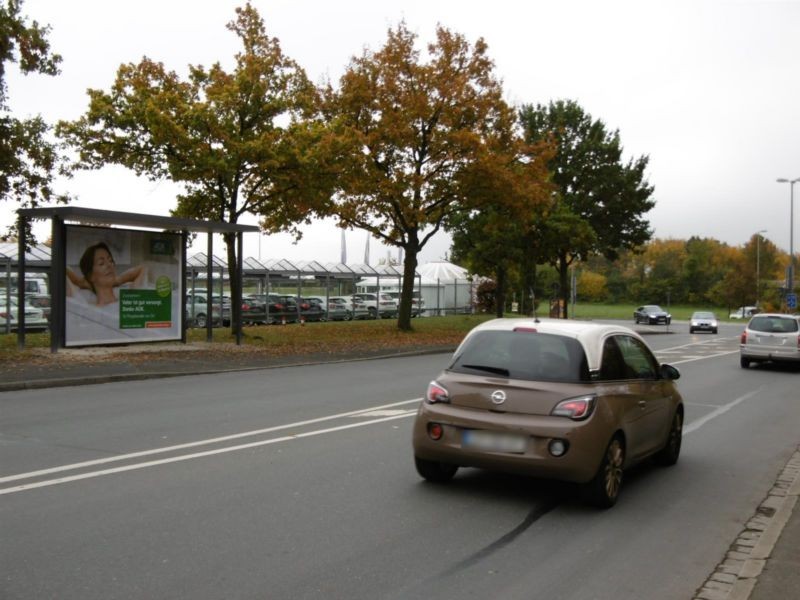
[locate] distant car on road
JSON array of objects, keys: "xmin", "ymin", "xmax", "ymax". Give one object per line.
[
  {"xmin": 730, "ymin": 306, "xmax": 760, "ymax": 320},
  {"xmin": 740, "ymin": 313, "xmax": 800, "ymax": 368},
  {"xmin": 690, "ymin": 311, "xmax": 718, "ymax": 334},
  {"xmin": 413, "ymin": 318, "xmax": 684, "ymax": 508},
  {"xmin": 634, "ymin": 305, "xmax": 672, "ymax": 325}
]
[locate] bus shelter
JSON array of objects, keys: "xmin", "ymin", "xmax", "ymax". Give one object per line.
[{"xmin": 16, "ymin": 206, "xmax": 258, "ymax": 352}]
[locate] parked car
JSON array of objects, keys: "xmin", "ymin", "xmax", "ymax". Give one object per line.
[
  {"xmin": 633, "ymin": 305, "xmax": 672, "ymax": 325},
  {"xmin": 306, "ymin": 296, "xmax": 352, "ymax": 321},
  {"xmin": 689, "ymin": 311, "xmax": 718, "ymax": 334},
  {"xmin": 386, "ymin": 291, "xmax": 425, "ymax": 317},
  {"xmin": 331, "ymin": 296, "xmax": 370, "ymax": 320},
  {"xmin": 740, "ymin": 313, "xmax": 800, "ymax": 368},
  {"xmin": 352, "ymin": 292, "xmax": 398, "ymax": 318},
  {"xmin": 0, "ymin": 297, "xmax": 49, "ymax": 331},
  {"xmin": 186, "ymin": 291, "xmax": 228, "ymax": 327},
  {"xmin": 297, "ymin": 296, "xmax": 326, "ymax": 322},
  {"xmin": 26, "ymin": 294, "xmax": 52, "ymax": 322},
  {"xmin": 412, "ymin": 318, "xmax": 684, "ymax": 508},
  {"xmin": 241, "ymin": 293, "xmax": 291, "ymax": 325},
  {"xmin": 730, "ymin": 306, "xmax": 760, "ymax": 319}
]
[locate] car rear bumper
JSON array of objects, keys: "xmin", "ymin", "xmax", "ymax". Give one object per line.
[
  {"xmin": 740, "ymin": 346, "xmax": 800, "ymax": 363},
  {"xmin": 412, "ymin": 401, "xmax": 610, "ymax": 484}
]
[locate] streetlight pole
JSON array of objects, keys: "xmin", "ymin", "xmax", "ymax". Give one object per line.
[
  {"xmin": 755, "ymin": 230, "xmax": 767, "ymax": 307},
  {"xmin": 776, "ymin": 178, "xmax": 799, "ymax": 296}
]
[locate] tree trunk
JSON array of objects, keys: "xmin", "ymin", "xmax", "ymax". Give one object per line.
[
  {"xmin": 495, "ymin": 266, "xmax": 507, "ymax": 318},
  {"xmin": 224, "ymin": 233, "xmax": 241, "ymax": 336},
  {"xmin": 398, "ymin": 237, "xmax": 419, "ymax": 331},
  {"xmin": 558, "ymin": 254, "xmax": 570, "ymax": 319}
]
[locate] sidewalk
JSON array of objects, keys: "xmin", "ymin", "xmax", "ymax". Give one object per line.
[{"xmin": 1, "ymin": 342, "xmax": 798, "ymax": 600}]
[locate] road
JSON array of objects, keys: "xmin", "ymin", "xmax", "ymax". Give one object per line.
[{"xmin": 1, "ymin": 321, "xmax": 798, "ymax": 599}]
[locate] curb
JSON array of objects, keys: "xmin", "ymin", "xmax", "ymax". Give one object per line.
[{"xmin": 693, "ymin": 446, "xmax": 800, "ymax": 600}]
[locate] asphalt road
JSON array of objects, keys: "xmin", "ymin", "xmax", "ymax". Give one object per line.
[{"xmin": 2, "ymin": 322, "xmax": 799, "ymax": 599}]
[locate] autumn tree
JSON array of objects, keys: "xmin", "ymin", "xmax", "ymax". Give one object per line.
[
  {"xmin": 58, "ymin": 3, "xmax": 334, "ymax": 331},
  {"xmin": 325, "ymin": 23, "xmax": 550, "ymax": 330},
  {"xmin": 519, "ymin": 100, "xmax": 655, "ymax": 317},
  {"xmin": 1, "ymin": 0, "xmax": 68, "ymax": 240}
]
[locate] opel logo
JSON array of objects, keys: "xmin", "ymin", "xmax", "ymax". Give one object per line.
[{"xmin": 490, "ymin": 390, "xmax": 506, "ymax": 405}]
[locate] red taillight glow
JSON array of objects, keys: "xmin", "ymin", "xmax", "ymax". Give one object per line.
[
  {"xmin": 426, "ymin": 381, "xmax": 449, "ymax": 404},
  {"xmin": 242, "ymin": 304, "xmax": 250, "ymax": 311},
  {"xmin": 741, "ymin": 331, "xmax": 747, "ymax": 344},
  {"xmin": 551, "ymin": 395, "xmax": 596, "ymax": 420},
  {"xmin": 513, "ymin": 327, "xmax": 538, "ymax": 333}
]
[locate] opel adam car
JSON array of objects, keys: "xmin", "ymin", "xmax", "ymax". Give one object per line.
[
  {"xmin": 633, "ymin": 305, "xmax": 672, "ymax": 325},
  {"xmin": 412, "ymin": 318, "xmax": 684, "ymax": 508},
  {"xmin": 689, "ymin": 311, "xmax": 718, "ymax": 334},
  {"xmin": 740, "ymin": 313, "xmax": 800, "ymax": 368}
]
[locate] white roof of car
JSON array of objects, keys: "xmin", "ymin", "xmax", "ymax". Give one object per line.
[{"xmin": 458, "ymin": 318, "xmax": 646, "ymax": 372}]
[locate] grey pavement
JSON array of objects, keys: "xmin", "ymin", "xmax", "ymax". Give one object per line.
[{"xmin": 1, "ymin": 341, "xmax": 798, "ymax": 600}]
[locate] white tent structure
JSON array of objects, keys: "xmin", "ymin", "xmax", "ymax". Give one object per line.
[{"xmin": 357, "ymin": 260, "xmax": 474, "ymax": 315}]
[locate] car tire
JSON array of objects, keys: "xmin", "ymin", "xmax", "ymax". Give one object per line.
[
  {"xmin": 195, "ymin": 313, "xmax": 207, "ymax": 328},
  {"xmin": 368, "ymin": 307, "xmax": 377, "ymax": 319},
  {"xmin": 713, "ymin": 328, "xmax": 718, "ymax": 334},
  {"xmin": 582, "ymin": 435, "xmax": 625, "ymax": 509},
  {"xmin": 740, "ymin": 356, "xmax": 751, "ymax": 369},
  {"xmin": 414, "ymin": 456, "xmax": 458, "ymax": 483},
  {"xmin": 655, "ymin": 409, "xmax": 682, "ymax": 467},
  {"xmin": 343, "ymin": 310, "xmax": 352, "ymax": 321},
  {"xmin": 689, "ymin": 327, "xmax": 694, "ymax": 334}
]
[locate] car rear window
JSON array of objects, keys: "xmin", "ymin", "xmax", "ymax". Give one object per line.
[
  {"xmin": 450, "ymin": 330, "xmax": 589, "ymax": 382},
  {"xmin": 749, "ymin": 316, "xmax": 799, "ymax": 333}
]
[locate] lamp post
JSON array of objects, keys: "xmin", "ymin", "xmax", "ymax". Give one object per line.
[
  {"xmin": 755, "ymin": 230, "xmax": 767, "ymax": 307},
  {"xmin": 776, "ymin": 178, "xmax": 799, "ymax": 295}
]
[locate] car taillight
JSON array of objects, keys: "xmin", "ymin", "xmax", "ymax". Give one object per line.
[
  {"xmin": 426, "ymin": 381, "xmax": 450, "ymax": 404},
  {"xmin": 0, "ymin": 311, "xmax": 9, "ymax": 319},
  {"xmin": 740, "ymin": 331, "xmax": 747, "ymax": 344},
  {"xmin": 551, "ymin": 395, "xmax": 596, "ymax": 420},
  {"xmin": 242, "ymin": 303, "xmax": 250, "ymax": 311},
  {"xmin": 274, "ymin": 303, "xmax": 284, "ymax": 310}
]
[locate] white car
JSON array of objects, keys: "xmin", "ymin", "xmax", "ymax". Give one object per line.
[
  {"xmin": 730, "ymin": 306, "xmax": 759, "ymax": 319},
  {"xmin": 352, "ymin": 292, "xmax": 398, "ymax": 318},
  {"xmin": 740, "ymin": 313, "xmax": 800, "ymax": 368},
  {"xmin": 0, "ymin": 298, "xmax": 49, "ymax": 331}
]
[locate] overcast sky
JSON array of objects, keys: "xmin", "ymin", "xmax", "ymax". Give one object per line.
[{"xmin": 5, "ymin": 0, "xmax": 800, "ymax": 265}]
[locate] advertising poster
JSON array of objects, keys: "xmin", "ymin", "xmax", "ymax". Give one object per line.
[{"xmin": 65, "ymin": 225, "xmax": 182, "ymax": 347}]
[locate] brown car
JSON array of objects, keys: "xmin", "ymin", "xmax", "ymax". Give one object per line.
[{"xmin": 412, "ymin": 318, "xmax": 684, "ymax": 508}]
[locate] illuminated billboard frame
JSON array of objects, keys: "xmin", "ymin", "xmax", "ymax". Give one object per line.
[{"xmin": 64, "ymin": 225, "xmax": 183, "ymax": 347}]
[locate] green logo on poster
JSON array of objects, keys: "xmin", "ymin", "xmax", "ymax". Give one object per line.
[{"xmin": 155, "ymin": 276, "xmax": 172, "ymax": 297}]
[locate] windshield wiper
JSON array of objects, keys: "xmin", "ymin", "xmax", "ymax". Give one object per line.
[{"xmin": 460, "ymin": 364, "xmax": 510, "ymax": 376}]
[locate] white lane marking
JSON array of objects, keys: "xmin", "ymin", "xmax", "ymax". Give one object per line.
[
  {"xmin": 684, "ymin": 388, "xmax": 764, "ymax": 435},
  {"xmin": 670, "ymin": 350, "xmax": 739, "ymax": 365},
  {"xmin": 354, "ymin": 410, "xmax": 417, "ymax": 418},
  {"xmin": 0, "ymin": 398, "xmax": 422, "ymax": 484},
  {"xmin": 0, "ymin": 413, "xmax": 418, "ymax": 496},
  {"xmin": 0, "ymin": 344, "xmax": 757, "ymax": 495}
]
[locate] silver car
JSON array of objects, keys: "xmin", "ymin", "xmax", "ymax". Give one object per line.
[
  {"xmin": 689, "ymin": 311, "xmax": 718, "ymax": 334},
  {"xmin": 740, "ymin": 313, "xmax": 800, "ymax": 368}
]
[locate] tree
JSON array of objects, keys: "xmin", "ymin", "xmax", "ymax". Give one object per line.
[
  {"xmin": 58, "ymin": 4, "xmax": 334, "ymax": 331},
  {"xmin": 1, "ymin": 0, "xmax": 68, "ymax": 240},
  {"xmin": 519, "ymin": 100, "xmax": 655, "ymax": 317},
  {"xmin": 325, "ymin": 23, "xmax": 550, "ymax": 330}
]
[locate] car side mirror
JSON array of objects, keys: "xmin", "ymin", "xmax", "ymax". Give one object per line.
[{"xmin": 659, "ymin": 364, "xmax": 680, "ymax": 380}]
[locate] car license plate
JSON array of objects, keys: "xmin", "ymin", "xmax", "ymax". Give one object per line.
[{"xmin": 462, "ymin": 430, "xmax": 528, "ymax": 454}]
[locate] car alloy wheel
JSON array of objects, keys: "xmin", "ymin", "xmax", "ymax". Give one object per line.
[{"xmin": 584, "ymin": 436, "xmax": 624, "ymax": 508}]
